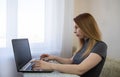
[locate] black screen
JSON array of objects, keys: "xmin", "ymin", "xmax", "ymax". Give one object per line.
[{"xmin": 12, "ymin": 39, "xmax": 32, "ymax": 71}]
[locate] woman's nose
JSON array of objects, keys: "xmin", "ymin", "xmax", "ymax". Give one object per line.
[
  {"xmin": 74, "ymin": 31, "xmax": 75, "ymax": 33},
  {"xmin": 74, "ymin": 30, "xmax": 76, "ymax": 34}
]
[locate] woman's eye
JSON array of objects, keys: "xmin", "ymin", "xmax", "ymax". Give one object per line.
[{"xmin": 75, "ymin": 26, "xmax": 77, "ymax": 29}]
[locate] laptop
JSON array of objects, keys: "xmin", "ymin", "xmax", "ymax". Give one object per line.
[{"xmin": 11, "ymin": 38, "xmax": 53, "ymax": 73}]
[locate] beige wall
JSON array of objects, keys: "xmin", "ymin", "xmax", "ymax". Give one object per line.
[{"xmin": 73, "ymin": 0, "xmax": 120, "ymax": 59}]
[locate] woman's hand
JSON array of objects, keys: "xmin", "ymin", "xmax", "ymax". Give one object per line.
[
  {"xmin": 40, "ymin": 54, "xmax": 73, "ymax": 64},
  {"xmin": 40, "ymin": 54, "xmax": 55, "ymax": 61},
  {"xmin": 32, "ymin": 60, "xmax": 53, "ymax": 71}
]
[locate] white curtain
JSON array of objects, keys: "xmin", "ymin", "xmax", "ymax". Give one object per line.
[
  {"xmin": 31, "ymin": 0, "xmax": 74, "ymax": 57},
  {"xmin": 0, "ymin": 0, "xmax": 73, "ymax": 77},
  {"xmin": 44, "ymin": 0, "xmax": 64, "ymax": 55},
  {"xmin": 44, "ymin": 0, "xmax": 73, "ymax": 57}
]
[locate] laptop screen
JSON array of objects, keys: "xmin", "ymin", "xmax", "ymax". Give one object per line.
[{"xmin": 12, "ymin": 39, "xmax": 32, "ymax": 71}]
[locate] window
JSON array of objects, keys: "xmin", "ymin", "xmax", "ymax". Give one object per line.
[
  {"xmin": 0, "ymin": 0, "xmax": 44, "ymax": 48},
  {"xmin": 0, "ymin": 0, "xmax": 73, "ymax": 56},
  {"xmin": 0, "ymin": 0, "xmax": 6, "ymax": 47},
  {"xmin": 18, "ymin": 0, "xmax": 45, "ymax": 43}
]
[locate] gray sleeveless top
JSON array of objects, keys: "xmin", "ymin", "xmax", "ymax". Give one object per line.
[{"xmin": 72, "ymin": 39, "xmax": 107, "ymax": 77}]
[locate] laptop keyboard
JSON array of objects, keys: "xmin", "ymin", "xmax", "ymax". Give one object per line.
[
  {"xmin": 25, "ymin": 60, "xmax": 58, "ymax": 71},
  {"xmin": 26, "ymin": 62, "xmax": 34, "ymax": 71}
]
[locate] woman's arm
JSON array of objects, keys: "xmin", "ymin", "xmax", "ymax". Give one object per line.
[
  {"xmin": 40, "ymin": 54, "xmax": 73, "ymax": 64},
  {"xmin": 51, "ymin": 53, "xmax": 102, "ymax": 75},
  {"xmin": 53, "ymin": 56, "xmax": 73, "ymax": 64}
]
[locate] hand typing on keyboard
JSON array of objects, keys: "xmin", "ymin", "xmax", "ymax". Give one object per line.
[
  {"xmin": 40, "ymin": 54, "xmax": 56, "ymax": 62},
  {"xmin": 31, "ymin": 59, "xmax": 54, "ymax": 71}
]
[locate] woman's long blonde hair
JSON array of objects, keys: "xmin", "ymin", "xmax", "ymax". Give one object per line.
[{"xmin": 74, "ymin": 13, "xmax": 102, "ymax": 57}]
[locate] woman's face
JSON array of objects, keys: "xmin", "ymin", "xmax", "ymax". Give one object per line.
[{"xmin": 74, "ymin": 24, "xmax": 84, "ymax": 39}]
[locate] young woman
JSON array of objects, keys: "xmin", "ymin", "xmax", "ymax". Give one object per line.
[{"xmin": 32, "ymin": 13, "xmax": 107, "ymax": 77}]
